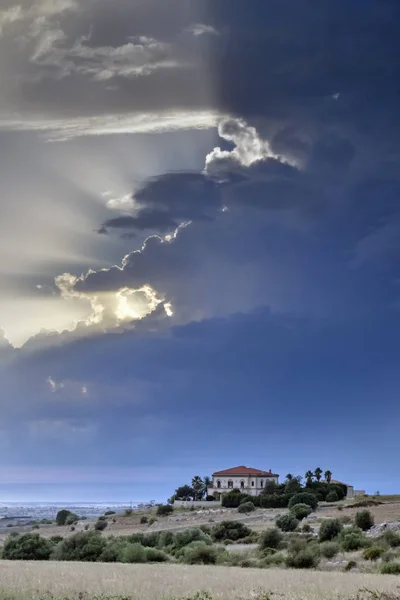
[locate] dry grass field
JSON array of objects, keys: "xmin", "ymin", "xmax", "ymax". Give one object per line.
[{"xmin": 0, "ymin": 561, "xmax": 400, "ymax": 600}]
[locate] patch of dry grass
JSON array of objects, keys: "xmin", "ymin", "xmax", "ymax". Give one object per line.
[{"xmin": 0, "ymin": 561, "xmax": 400, "ymax": 600}]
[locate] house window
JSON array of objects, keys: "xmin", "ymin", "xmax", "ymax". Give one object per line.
[
  {"xmin": 240, "ymin": 480, "xmax": 245, "ymax": 489},
  {"xmin": 217, "ymin": 480, "xmax": 221, "ymax": 489},
  {"xmin": 251, "ymin": 481, "xmax": 254, "ymax": 486},
  {"xmin": 260, "ymin": 480, "xmax": 264, "ymax": 487},
  {"xmin": 228, "ymin": 480, "xmax": 233, "ymax": 489}
]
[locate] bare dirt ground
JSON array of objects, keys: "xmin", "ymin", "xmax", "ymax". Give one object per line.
[
  {"xmin": 317, "ymin": 503, "xmax": 400, "ymax": 524},
  {"xmin": 0, "ymin": 561, "xmax": 400, "ymax": 600}
]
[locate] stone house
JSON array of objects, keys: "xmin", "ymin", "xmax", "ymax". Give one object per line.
[{"xmin": 207, "ymin": 465, "xmax": 279, "ymax": 500}]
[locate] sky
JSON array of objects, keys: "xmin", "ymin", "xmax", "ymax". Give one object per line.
[{"xmin": 0, "ymin": 0, "xmax": 400, "ymax": 502}]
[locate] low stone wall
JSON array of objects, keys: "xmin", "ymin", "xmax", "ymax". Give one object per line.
[{"xmin": 173, "ymin": 500, "xmax": 222, "ymax": 508}]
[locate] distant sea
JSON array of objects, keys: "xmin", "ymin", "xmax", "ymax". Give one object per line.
[{"xmin": 0, "ymin": 502, "xmax": 138, "ymax": 520}]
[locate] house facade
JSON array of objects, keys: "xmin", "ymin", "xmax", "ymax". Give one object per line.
[{"xmin": 207, "ymin": 465, "xmax": 279, "ymax": 499}]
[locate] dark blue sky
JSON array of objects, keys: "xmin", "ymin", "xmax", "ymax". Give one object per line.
[{"xmin": 0, "ymin": 0, "xmax": 399, "ymax": 500}]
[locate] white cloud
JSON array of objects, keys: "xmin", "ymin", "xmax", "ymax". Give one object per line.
[
  {"xmin": 0, "ymin": 110, "xmax": 220, "ymax": 140},
  {"xmin": 106, "ymin": 193, "xmax": 135, "ymax": 212},
  {"xmin": 0, "ymin": 5, "xmax": 23, "ymax": 35},
  {"xmin": 187, "ymin": 23, "xmax": 219, "ymax": 37},
  {"xmin": 46, "ymin": 376, "xmax": 64, "ymax": 392},
  {"xmin": 204, "ymin": 118, "xmax": 286, "ymax": 181},
  {"xmin": 0, "ymin": 0, "xmax": 78, "ymax": 37}
]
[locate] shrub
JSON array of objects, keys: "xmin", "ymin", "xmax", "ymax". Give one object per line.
[
  {"xmin": 363, "ymin": 546, "xmax": 385, "ymax": 561},
  {"xmin": 140, "ymin": 515, "xmax": 149, "ymax": 524},
  {"xmin": 320, "ymin": 541, "xmax": 340, "ymax": 559},
  {"xmin": 104, "ymin": 511, "xmax": 116, "ymax": 516},
  {"xmin": 341, "ymin": 532, "xmax": 365, "ymax": 551},
  {"xmin": 158, "ymin": 530, "xmax": 174, "ymax": 548},
  {"xmin": 156, "ymin": 504, "xmax": 173, "ymax": 516},
  {"xmin": 172, "ymin": 528, "xmax": 212, "ymax": 550},
  {"xmin": 56, "ymin": 509, "xmax": 77, "ymax": 526},
  {"xmin": 212, "ymin": 520, "xmax": 252, "ymax": 542},
  {"xmin": 50, "ymin": 536, "xmax": 64, "ymax": 545},
  {"xmin": 262, "ymin": 552, "xmax": 286, "ymax": 567},
  {"xmin": 326, "ymin": 491, "xmax": 339, "ymax": 503},
  {"xmin": 260, "ymin": 527, "xmax": 283, "ymax": 550},
  {"xmin": 206, "ymin": 495, "xmax": 215, "ymax": 501},
  {"xmin": 276, "ymin": 514, "xmax": 299, "ymax": 532},
  {"xmin": 382, "ymin": 529, "xmax": 400, "ymax": 548},
  {"xmin": 381, "ymin": 561, "xmax": 400, "ymax": 575},
  {"xmin": 182, "ymin": 542, "xmax": 217, "ymax": 565},
  {"xmin": 302, "ymin": 523, "xmax": 312, "ymax": 533},
  {"xmin": 286, "ymin": 547, "xmax": 319, "ymax": 569},
  {"xmin": 288, "ymin": 493, "xmax": 318, "ymax": 511},
  {"xmin": 2, "ymin": 533, "xmax": 53, "ymax": 560},
  {"xmin": 51, "ymin": 531, "xmax": 107, "ymax": 561},
  {"xmin": 145, "ymin": 547, "xmax": 168, "ymax": 562},
  {"xmin": 124, "ymin": 509, "xmax": 133, "ymax": 517},
  {"xmin": 99, "ymin": 537, "xmax": 129, "ymax": 562},
  {"xmin": 319, "ymin": 519, "xmax": 343, "ymax": 542},
  {"xmin": 344, "ymin": 560, "xmax": 357, "ymax": 571},
  {"xmin": 259, "ymin": 494, "xmax": 291, "ymax": 508},
  {"xmin": 120, "ymin": 543, "xmax": 147, "ymax": 563},
  {"xmin": 355, "ymin": 510, "xmax": 374, "ymax": 531},
  {"xmin": 221, "ymin": 491, "xmax": 245, "ymax": 508},
  {"xmin": 65, "ymin": 513, "xmax": 79, "ymax": 526},
  {"xmin": 94, "ymin": 519, "xmax": 108, "ymax": 531},
  {"xmin": 382, "ymin": 550, "xmax": 400, "ymax": 563},
  {"xmin": 149, "ymin": 517, "xmax": 157, "ymax": 525},
  {"xmin": 238, "ymin": 501, "xmax": 255, "ymax": 513},
  {"xmin": 290, "ymin": 503, "xmax": 312, "ymax": 521}
]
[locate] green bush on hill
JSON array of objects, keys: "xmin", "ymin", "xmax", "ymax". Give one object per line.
[
  {"xmin": 288, "ymin": 492, "xmax": 318, "ymax": 511},
  {"xmin": 318, "ymin": 518, "xmax": 343, "ymax": 542},
  {"xmin": 363, "ymin": 546, "xmax": 385, "ymax": 561},
  {"xmin": 237, "ymin": 501, "xmax": 255, "ymax": 513},
  {"xmin": 156, "ymin": 504, "xmax": 174, "ymax": 516},
  {"xmin": 320, "ymin": 541, "xmax": 340, "ymax": 558},
  {"xmin": 2, "ymin": 533, "xmax": 53, "ymax": 560},
  {"xmin": 51, "ymin": 531, "xmax": 107, "ymax": 561},
  {"xmin": 355, "ymin": 509, "xmax": 374, "ymax": 531},
  {"xmin": 181, "ymin": 542, "xmax": 217, "ymax": 565},
  {"xmin": 260, "ymin": 527, "xmax": 283, "ymax": 550},
  {"xmin": 326, "ymin": 490, "xmax": 339, "ymax": 503},
  {"xmin": 275, "ymin": 513, "xmax": 299, "ymax": 532},
  {"xmin": 290, "ymin": 503, "xmax": 312, "ymax": 520},
  {"xmin": 56, "ymin": 509, "xmax": 79, "ymax": 526},
  {"xmin": 172, "ymin": 528, "xmax": 212, "ymax": 551},
  {"xmin": 285, "ymin": 547, "xmax": 320, "ymax": 569},
  {"xmin": 212, "ymin": 520, "xmax": 251, "ymax": 542}
]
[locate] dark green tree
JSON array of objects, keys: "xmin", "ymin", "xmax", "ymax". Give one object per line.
[
  {"xmin": 192, "ymin": 476, "xmax": 204, "ymax": 500},
  {"xmin": 175, "ymin": 485, "xmax": 194, "ymax": 500},
  {"xmin": 305, "ymin": 471, "xmax": 314, "ymax": 486},
  {"xmin": 314, "ymin": 467, "xmax": 323, "ymax": 482},
  {"xmin": 324, "ymin": 470, "xmax": 332, "ymax": 484}
]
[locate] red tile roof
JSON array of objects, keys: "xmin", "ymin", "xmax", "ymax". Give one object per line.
[{"xmin": 212, "ymin": 466, "xmax": 279, "ymax": 477}]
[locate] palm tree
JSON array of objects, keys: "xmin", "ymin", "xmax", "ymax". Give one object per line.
[
  {"xmin": 314, "ymin": 467, "xmax": 323, "ymax": 482},
  {"xmin": 285, "ymin": 473, "xmax": 293, "ymax": 481},
  {"xmin": 305, "ymin": 470, "xmax": 314, "ymax": 486},
  {"xmin": 192, "ymin": 476, "xmax": 203, "ymax": 500},
  {"xmin": 324, "ymin": 470, "xmax": 332, "ymax": 484},
  {"xmin": 202, "ymin": 476, "xmax": 212, "ymax": 498}
]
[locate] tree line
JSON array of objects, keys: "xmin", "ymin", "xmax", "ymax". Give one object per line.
[{"xmin": 171, "ymin": 468, "xmax": 336, "ymax": 503}]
